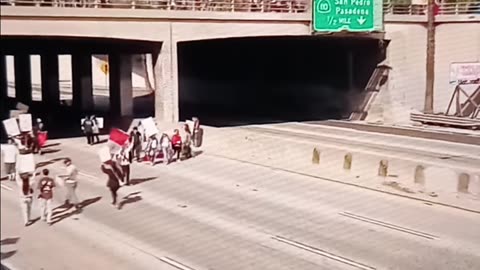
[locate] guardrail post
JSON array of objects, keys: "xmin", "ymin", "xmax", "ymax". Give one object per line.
[
  {"xmin": 312, "ymin": 148, "xmax": 320, "ymax": 165},
  {"xmin": 414, "ymin": 165, "xmax": 425, "ymax": 185},
  {"xmin": 458, "ymin": 173, "xmax": 470, "ymax": 193},
  {"xmin": 378, "ymin": 160, "xmax": 389, "ymax": 177},
  {"xmin": 343, "ymin": 153, "xmax": 352, "ymax": 170}
]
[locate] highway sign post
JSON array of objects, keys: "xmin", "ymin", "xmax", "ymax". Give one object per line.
[{"xmin": 313, "ymin": 0, "xmax": 376, "ymax": 32}]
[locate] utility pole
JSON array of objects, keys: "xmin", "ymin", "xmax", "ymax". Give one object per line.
[{"xmin": 424, "ymin": 0, "xmax": 436, "ymax": 114}]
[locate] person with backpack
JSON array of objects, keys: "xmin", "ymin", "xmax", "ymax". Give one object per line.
[
  {"xmin": 81, "ymin": 116, "xmax": 94, "ymax": 145},
  {"xmin": 37, "ymin": 169, "xmax": 55, "ymax": 225}
]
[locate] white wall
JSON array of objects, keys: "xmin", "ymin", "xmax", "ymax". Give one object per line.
[
  {"xmin": 381, "ymin": 21, "xmax": 480, "ymax": 123},
  {"xmin": 434, "ymin": 22, "xmax": 480, "ymax": 113}
]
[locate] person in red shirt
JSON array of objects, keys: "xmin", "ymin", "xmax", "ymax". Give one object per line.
[
  {"xmin": 171, "ymin": 129, "xmax": 182, "ymax": 162},
  {"xmin": 38, "ymin": 169, "xmax": 55, "ymax": 225}
]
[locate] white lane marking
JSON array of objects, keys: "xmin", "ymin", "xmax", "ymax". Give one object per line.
[
  {"xmin": 159, "ymin": 257, "xmax": 196, "ymax": 270},
  {"xmin": 1, "ymin": 184, "xmax": 13, "ymax": 191},
  {"xmin": 79, "ymin": 172, "xmax": 97, "ymax": 180},
  {"xmin": 339, "ymin": 212, "xmax": 439, "ymax": 240},
  {"xmin": 272, "ymin": 236, "xmax": 376, "ymax": 270}
]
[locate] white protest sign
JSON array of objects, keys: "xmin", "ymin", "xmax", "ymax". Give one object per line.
[
  {"xmin": 17, "ymin": 153, "xmax": 36, "ymax": 174},
  {"xmin": 97, "ymin": 117, "xmax": 104, "ymax": 129},
  {"xmin": 9, "ymin": 110, "xmax": 24, "ymax": 119},
  {"xmin": 98, "ymin": 146, "xmax": 112, "ymax": 163},
  {"xmin": 141, "ymin": 117, "xmax": 159, "ymax": 138},
  {"xmin": 186, "ymin": 120, "xmax": 194, "ymax": 134},
  {"xmin": 18, "ymin": 114, "xmax": 32, "ymax": 132},
  {"xmin": 3, "ymin": 118, "xmax": 21, "ymax": 137}
]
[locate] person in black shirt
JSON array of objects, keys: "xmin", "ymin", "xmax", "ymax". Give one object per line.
[{"xmin": 129, "ymin": 127, "xmax": 143, "ymax": 162}]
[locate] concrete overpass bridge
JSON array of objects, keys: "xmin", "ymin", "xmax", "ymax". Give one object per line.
[{"xmin": 0, "ymin": 1, "xmax": 479, "ymax": 131}]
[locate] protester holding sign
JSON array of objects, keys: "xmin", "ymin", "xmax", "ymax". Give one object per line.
[{"xmin": 101, "ymin": 160, "xmax": 124, "ymax": 209}]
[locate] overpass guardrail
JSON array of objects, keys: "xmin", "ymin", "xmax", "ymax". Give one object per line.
[{"xmin": 0, "ymin": 0, "xmax": 479, "ymax": 15}]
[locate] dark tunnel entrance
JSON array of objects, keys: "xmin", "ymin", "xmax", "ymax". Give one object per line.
[{"xmin": 178, "ymin": 36, "xmax": 386, "ymax": 127}]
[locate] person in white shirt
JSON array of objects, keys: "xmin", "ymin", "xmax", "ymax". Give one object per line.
[
  {"xmin": 160, "ymin": 133, "xmax": 172, "ymax": 165},
  {"xmin": 146, "ymin": 135, "xmax": 159, "ymax": 166},
  {"xmin": 2, "ymin": 139, "xmax": 18, "ymax": 181},
  {"xmin": 59, "ymin": 158, "xmax": 80, "ymax": 211}
]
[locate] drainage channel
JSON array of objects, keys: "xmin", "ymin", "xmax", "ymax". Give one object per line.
[
  {"xmin": 272, "ymin": 236, "xmax": 376, "ymax": 270},
  {"xmin": 339, "ymin": 212, "xmax": 439, "ymax": 240}
]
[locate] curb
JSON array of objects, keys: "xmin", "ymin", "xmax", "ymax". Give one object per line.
[{"xmin": 206, "ymin": 153, "xmax": 480, "ymax": 215}]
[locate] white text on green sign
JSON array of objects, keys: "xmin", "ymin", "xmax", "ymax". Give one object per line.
[{"xmin": 313, "ymin": 0, "xmax": 375, "ymax": 32}]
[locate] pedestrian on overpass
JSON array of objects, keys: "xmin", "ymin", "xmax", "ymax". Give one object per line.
[
  {"xmin": 17, "ymin": 172, "xmax": 34, "ymax": 227},
  {"xmin": 38, "ymin": 169, "xmax": 55, "ymax": 226},
  {"xmin": 101, "ymin": 159, "xmax": 123, "ymax": 209}
]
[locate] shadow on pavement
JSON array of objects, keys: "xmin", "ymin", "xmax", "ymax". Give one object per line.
[
  {"xmin": 35, "ymin": 157, "xmax": 69, "ymax": 169},
  {"xmin": 0, "ymin": 238, "xmax": 19, "ymax": 246},
  {"xmin": 42, "ymin": 143, "xmax": 61, "ymax": 148},
  {"xmin": 51, "ymin": 196, "xmax": 102, "ymax": 225},
  {"xmin": 41, "ymin": 149, "xmax": 61, "ymax": 155},
  {"xmin": 0, "ymin": 251, "xmax": 16, "ymax": 260},
  {"xmin": 129, "ymin": 177, "xmax": 156, "ymax": 186},
  {"xmin": 118, "ymin": 192, "xmax": 142, "ymax": 210}
]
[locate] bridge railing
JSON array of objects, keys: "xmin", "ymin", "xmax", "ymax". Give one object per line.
[
  {"xmin": 1, "ymin": 0, "xmax": 479, "ymax": 15},
  {"xmin": 383, "ymin": 1, "xmax": 480, "ymax": 15},
  {"xmin": 0, "ymin": 0, "xmax": 309, "ymax": 13}
]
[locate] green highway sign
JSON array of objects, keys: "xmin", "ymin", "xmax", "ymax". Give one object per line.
[{"xmin": 313, "ymin": 0, "xmax": 375, "ymax": 32}]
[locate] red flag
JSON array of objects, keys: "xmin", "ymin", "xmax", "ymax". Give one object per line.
[
  {"xmin": 109, "ymin": 128, "xmax": 129, "ymax": 146},
  {"xmin": 38, "ymin": 131, "xmax": 48, "ymax": 147}
]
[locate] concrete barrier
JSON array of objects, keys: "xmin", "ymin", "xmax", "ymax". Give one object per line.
[
  {"xmin": 468, "ymin": 174, "xmax": 480, "ymax": 198},
  {"xmin": 312, "ymin": 148, "xmax": 320, "ymax": 164},
  {"xmin": 201, "ymin": 127, "xmax": 480, "ymax": 211},
  {"xmin": 343, "ymin": 153, "xmax": 352, "ymax": 170},
  {"xmin": 457, "ymin": 173, "xmax": 470, "ymax": 193},
  {"xmin": 378, "ymin": 160, "xmax": 389, "ymax": 177}
]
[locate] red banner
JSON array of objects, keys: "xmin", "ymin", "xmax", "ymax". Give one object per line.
[
  {"xmin": 38, "ymin": 131, "xmax": 48, "ymax": 147},
  {"xmin": 109, "ymin": 128, "xmax": 129, "ymax": 146}
]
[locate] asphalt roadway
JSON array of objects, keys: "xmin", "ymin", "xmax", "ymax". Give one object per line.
[{"xmin": 1, "ymin": 137, "xmax": 479, "ymax": 270}]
